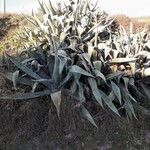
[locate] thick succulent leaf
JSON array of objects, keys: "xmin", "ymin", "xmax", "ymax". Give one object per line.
[
  {"xmin": 110, "ymin": 58, "xmax": 137, "ymax": 64},
  {"xmin": 48, "ymin": 0, "xmax": 56, "ymax": 15},
  {"xmin": 36, "ymin": 68, "xmax": 50, "ymax": 79},
  {"xmin": 123, "ymin": 77, "xmax": 129, "ymax": 92},
  {"xmin": 7, "ymin": 54, "xmax": 41, "ymax": 80},
  {"xmin": 51, "ymin": 91, "xmax": 61, "ymax": 117},
  {"xmin": 93, "ymin": 61, "xmax": 102, "ymax": 71},
  {"xmin": 70, "ymin": 65, "xmax": 94, "ymax": 77},
  {"xmin": 58, "ymin": 73, "xmax": 72, "ymax": 88},
  {"xmin": 31, "ymin": 82, "xmax": 39, "ymax": 93},
  {"xmin": 0, "ymin": 90, "xmax": 51, "ymax": 100},
  {"xmin": 6, "ymin": 55, "xmax": 53, "ymax": 89},
  {"xmin": 108, "ymin": 91, "xmax": 116, "ymax": 101},
  {"xmin": 121, "ymin": 89, "xmax": 137, "ymax": 119},
  {"xmin": 129, "ymin": 62, "xmax": 136, "ymax": 75},
  {"xmin": 140, "ymin": 83, "xmax": 150, "ymax": 101},
  {"xmin": 82, "ymin": 53, "xmax": 92, "ymax": 66},
  {"xmin": 77, "ymin": 83, "xmax": 85, "ymax": 103},
  {"xmin": 22, "ymin": 58, "xmax": 36, "ymax": 64},
  {"xmin": 28, "ymin": 49, "xmax": 46, "ymax": 64},
  {"xmin": 47, "ymin": 54, "xmax": 55, "ymax": 77},
  {"xmin": 5, "ymin": 72, "xmax": 32, "ymax": 86},
  {"xmin": 81, "ymin": 105, "xmax": 97, "ymax": 128},
  {"xmin": 52, "ymin": 51, "xmax": 59, "ymax": 85},
  {"xmin": 106, "ymin": 72, "xmax": 123, "ymax": 80},
  {"xmin": 94, "ymin": 70, "xmax": 106, "ymax": 81},
  {"xmin": 12, "ymin": 70, "xmax": 19, "ymax": 90},
  {"xmin": 99, "ymin": 90, "xmax": 120, "ymax": 116},
  {"xmin": 59, "ymin": 57, "xmax": 67, "ymax": 74},
  {"xmin": 128, "ymin": 93, "xmax": 137, "ymax": 102},
  {"xmin": 38, "ymin": 0, "xmax": 46, "ymax": 14},
  {"xmin": 74, "ymin": 74, "xmax": 85, "ymax": 103},
  {"xmin": 88, "ymin": 78, "xmax": 103, "ymax": 107},
  {"xmin": 33, "ymin": 79, "xmax": 54, "ymax": 89},
  {"xmin": 111, "ymin": 81, "xmax": 122, "ymax": 104},
  {"xmin": 60, "ymin": 32, "xmax": 68, "ymax": 43}
]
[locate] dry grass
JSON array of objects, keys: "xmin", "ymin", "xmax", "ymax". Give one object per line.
[
  {"xmin": 0, "ymin": 13, "xmax": 29, "ymax": 53},
  {"xmin": 115, "ymin": 14, "xmax": 150, "ymax": 32}
]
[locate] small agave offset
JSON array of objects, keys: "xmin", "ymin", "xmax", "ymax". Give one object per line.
[{"xmin": 1, "ymin": 0, "xmax": 150, "ymax": 127}]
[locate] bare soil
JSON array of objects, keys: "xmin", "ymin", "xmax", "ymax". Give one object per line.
[{"xmin": 0, "ymin": 68, "xmax": 150, "ymax": 150}]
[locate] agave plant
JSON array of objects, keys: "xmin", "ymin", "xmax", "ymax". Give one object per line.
[{"xmin": 1, "ymin": 0, "xmax": 149, "ymax": 127}]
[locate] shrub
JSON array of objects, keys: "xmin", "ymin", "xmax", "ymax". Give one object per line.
[{"xmin": 1, "ymin": 0, "xmax": 150, "ymax": 127}]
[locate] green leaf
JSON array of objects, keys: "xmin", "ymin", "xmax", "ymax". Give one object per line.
[
  {"xmin": 88, "ymin": 78, "xmax": 103, "ymax": 107},
  {"xmin": 99, "ymin": 90, "xmax": 120, "ymax": 116},
  {"xmin": 111, "ymin": 81, "xmax": 122, "ymax": 104},
  {"xmin": 51, "ymin": 91, "xmax": 61, "ymax": 117},
  {"xmin": 0, "ymin": 90, "xmax": 51, "ymax": 100},
  {"xmin": 70, "ymin": 65, "xmax": 94, "ymax": 78},
  {"xmin": 81, "ymin": 105, "xmax": 97, "ymax": 128}
]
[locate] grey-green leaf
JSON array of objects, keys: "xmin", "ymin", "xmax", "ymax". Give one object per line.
[
  {"xmin": 70, "ymin": 65, "xmax": 94, "ymax": 77},
  {"xmin": 81, "ymin": 105, "xmax": 97, "ymax": 128},
  {"xmin": 88, "ymin": 78, "xmax": 103, "ymax": 107},
  {"xmin": 106, "ymin": 72, "xmax": 123, "ymax": 80},
  {"xmin": 93, "ymin": 61, "xmax": 102, "ymax": 71},
  {"xmin": 0, "ymin": 90, "xmax": 51, "ymax": 100},
  {"xmin": 5, "ymin": 72, "xmax": 32, "ymax": 86},
  {"xmin": 12, "ymin": 71, "xmax": 19, "ymax": 90},
  {"xmin": 99, "ymin": 90, "xmax": 120, "ymax": 116},
  {"xmin": 111, "ymin": 81, "xmax": 122, "ymax": 104},
  {"xmin": 51, "ymin": 91, "xmax": 62, "ymax": 117},
  {"xmin": 94, "ymin": 70, "xmax": 106, "ymax": 81},
  {"xmin": 7, "ymin": 54, "xmax": 41, "ymax": 80}
]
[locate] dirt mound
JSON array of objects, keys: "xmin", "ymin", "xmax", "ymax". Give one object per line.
[
  {"xmin": 0, "ymin": 68, "xmax": 149, "ymax": 150},
  {"xmin": 0, "ymin": 13, "xmax": 27, "ymax": 40},
  {"xmin": 115, "ymin": 14, "xmax": 150, "ymax": 32}
]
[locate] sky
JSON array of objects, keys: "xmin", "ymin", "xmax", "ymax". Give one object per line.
[{"xmin": 0, "ymin": 0, "xmax": 150, "ymax": 17}]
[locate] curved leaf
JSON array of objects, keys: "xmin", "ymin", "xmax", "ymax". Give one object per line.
[
  {"xmin": 81, "ymin": 105, "xmax": 97, "ymax": 128},
  {"xmin": 7, "ymin": 54, "xmax": 41, "ymax": 80},
  {"xmin": 111, "ymin": 81, "xmax": 121, "ymax": 104},
  {"xmin": 88, "ymin": 78, "xmax": 103, "ymax": 107},
  {"xmin": 70, "ymin": 65, "xmax": 94, "ymax": 77},
  {"xmin": 5, "ymin": 72, "xmax": 32, "ymax": 86},
  {"xmin": 0, "ymin": 90, "xmax": 51, "ymax": 100},
  {"xmin": 12, "ymin": 71, "xmax": 19, "ymax": 90},
  {"xmin": 94, "ymin": 70, "xmax": 106, "ymax": 81},
  {"xmin": 99, "ymin": 90, "xmax": 120, "ymax": 116},
  {"xmin": 106, "ymin": 72, "xmax": 123, "ymax": 80}
]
